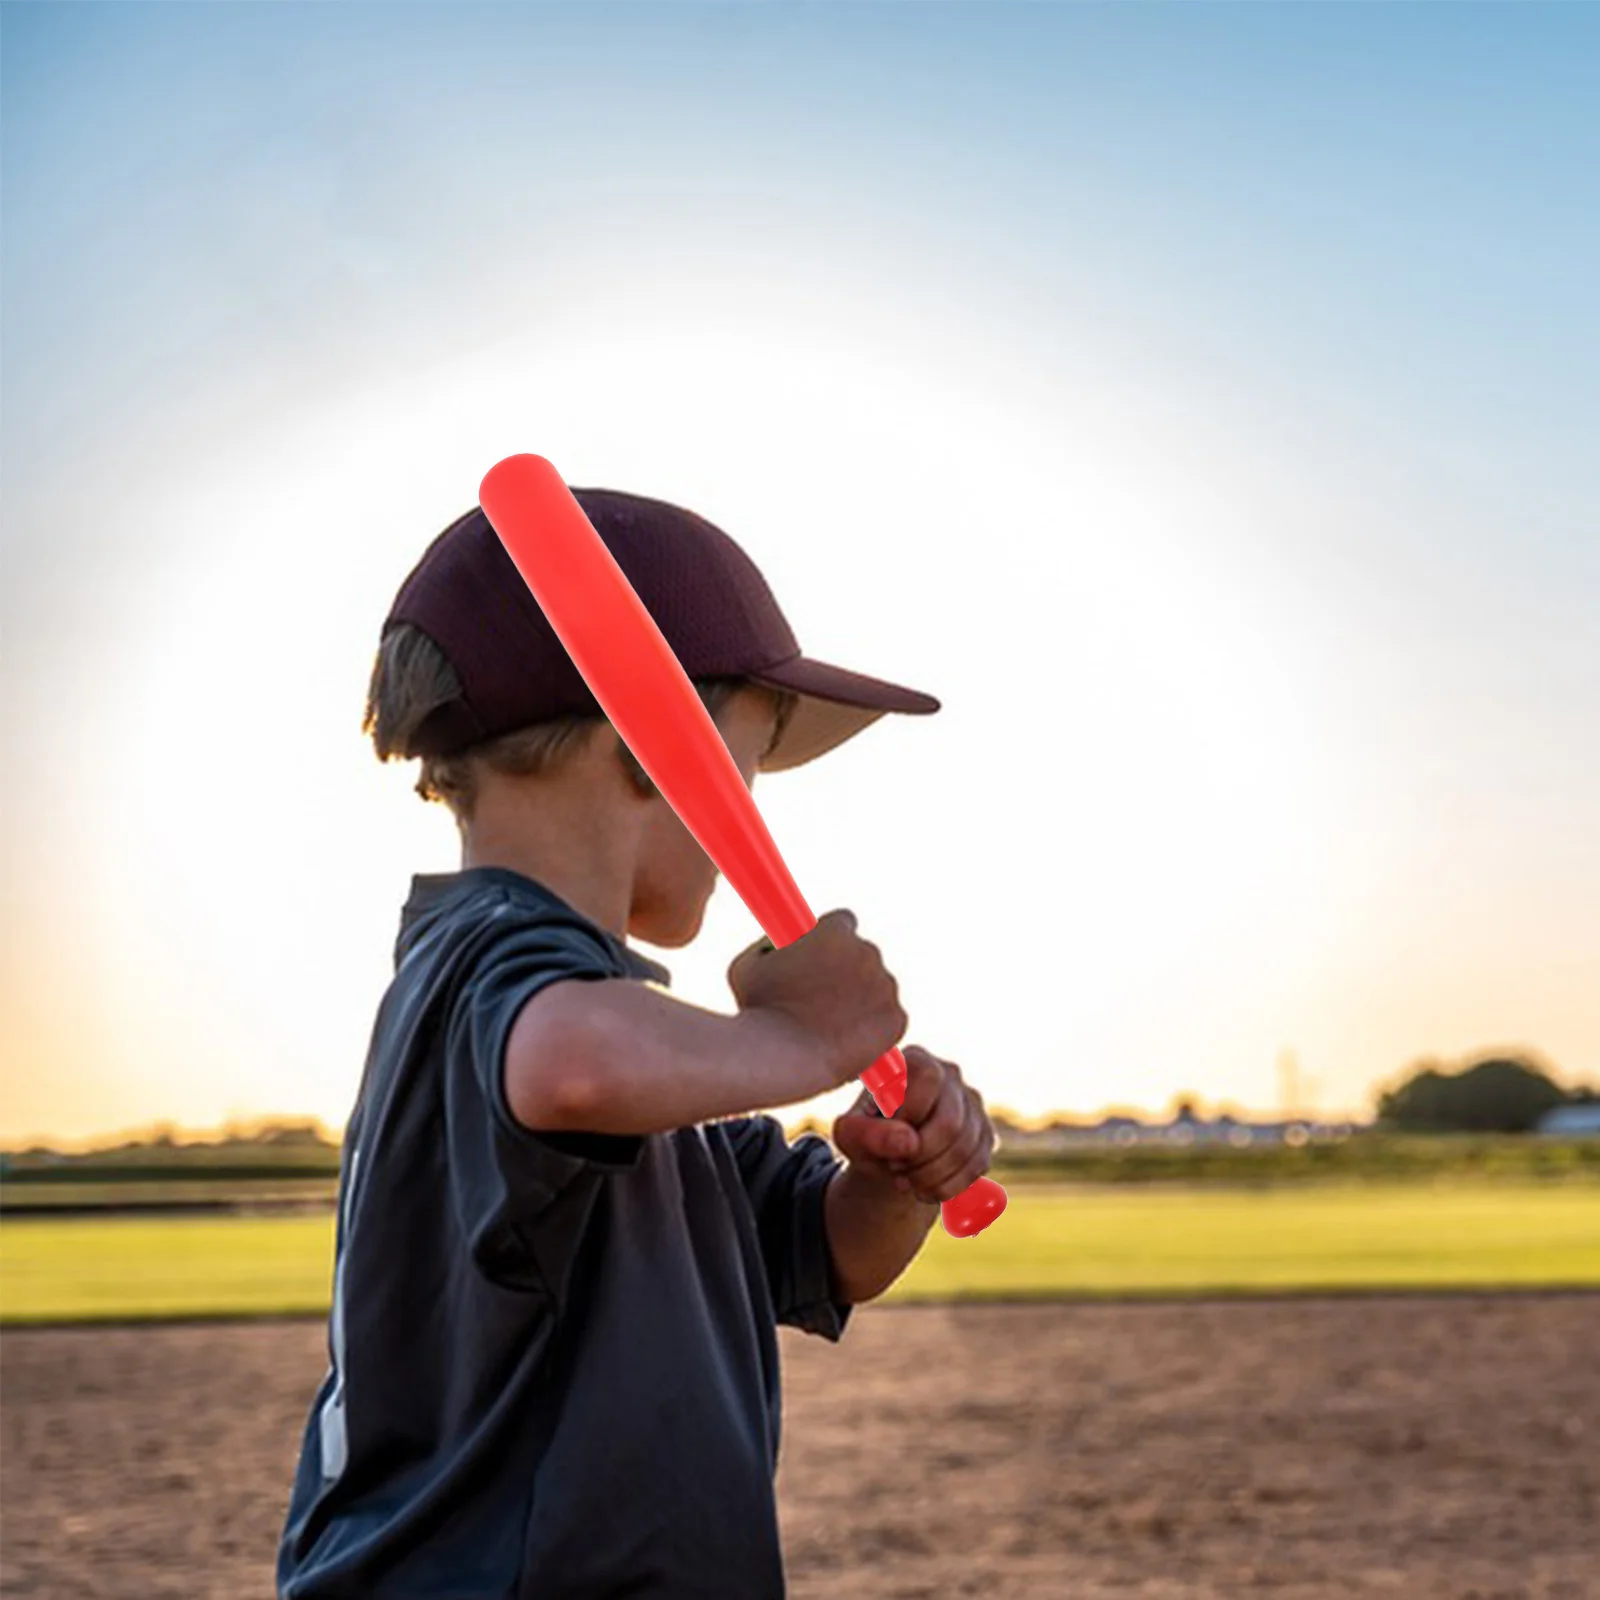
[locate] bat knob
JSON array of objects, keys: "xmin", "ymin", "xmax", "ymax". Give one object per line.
[{"xmin": 941, "ymin": 1177, "xmax": 1008, "ymax": 1238}]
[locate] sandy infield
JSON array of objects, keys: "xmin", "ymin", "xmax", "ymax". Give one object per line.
[{"xmin": 3, "ymin": 1296, "xmax": 1595, "ymax": 1598}]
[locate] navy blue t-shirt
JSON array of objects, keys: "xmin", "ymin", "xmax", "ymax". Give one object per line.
[{"xmin": 278, "ymin": 866, "xmax": 851, "ymax": 1598}]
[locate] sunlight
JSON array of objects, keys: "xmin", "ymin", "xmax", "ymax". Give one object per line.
[{"xmin": 63, "ymin": 287, "xmax": 1341, "ymax": 1133}]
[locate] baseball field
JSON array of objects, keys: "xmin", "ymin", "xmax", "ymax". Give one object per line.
[
  {"xmin": 3, "ymin": 1180, "xmax": 1597, "ymax": 1596},
  {"xmin": 4, "ymin": 1295, "xmax": 1596, "ymax": 1598},
  {"xmin": 3, "ymin": 1181, "xmax": 1598, "ymax": 1322}
]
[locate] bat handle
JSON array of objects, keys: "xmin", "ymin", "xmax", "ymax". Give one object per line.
[{"xmin": 860, "ymin": 1047, "xmax": 1008, "ymax": 1238}]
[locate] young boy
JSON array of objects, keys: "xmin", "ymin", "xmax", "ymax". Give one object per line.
[{"xmin": 278, "ymin": 488, "xmax": 996, "ymax": 1598}]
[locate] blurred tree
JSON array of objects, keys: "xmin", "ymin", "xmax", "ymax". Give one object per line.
[
  {"xmin": 258, "ymin": 1120, "xmax": 334, "ymax": 1147},
  {"xmin": 1378, "ymin": 1055, "xmax": 1568, "ymax": 1133}
]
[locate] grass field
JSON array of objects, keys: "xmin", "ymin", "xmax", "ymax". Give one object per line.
[
  {"xmin": 887, "ymin": 1182, "xmax": 1600, "ymax": 1301},
  {"xmin": 2, "ymin": 1183, "xmax": 1596, "ymax": 1323},
  {"xmin": 0, "ymin": 1214, "xmax": 336, "ymax": 1322}
]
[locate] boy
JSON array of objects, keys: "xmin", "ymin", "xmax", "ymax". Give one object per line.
[{"xmin": 278, "ymin": 487, "xmax": 996, "ymax": 1598}]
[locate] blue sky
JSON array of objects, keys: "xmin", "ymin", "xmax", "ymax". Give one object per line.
[{"xmin": 3, "ymin": 2, "xmax": 1596, "ymax": 1139}]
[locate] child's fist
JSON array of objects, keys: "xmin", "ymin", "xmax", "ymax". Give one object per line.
[
  {"xmin": 726, "ymin": 911, "xmax": 909, "ymax": 1090},
  {"xmin": 831, "ymin": 1045, "xmax": 996, "ymax": 1204}
]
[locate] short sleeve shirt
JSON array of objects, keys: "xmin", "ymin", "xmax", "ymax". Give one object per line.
[{"xmin": 278, "ymin": 866, "xmax": 851, "ymax": 1598}]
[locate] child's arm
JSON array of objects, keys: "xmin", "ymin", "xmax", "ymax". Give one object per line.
[
  {"xmin": 823, "ymin": 1166, "xmax": 939, "ymax": 1303},
  {"xmin": 505, "ymin": 909, "xmax": 907, "ymax": 1136}
]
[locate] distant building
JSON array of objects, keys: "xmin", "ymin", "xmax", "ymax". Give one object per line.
[
  {"xmin": 1536, "ymin": 1103, "xmax": 1600, "ymax": 1139},
  {"xmin": 991, "ymin": 1114, "xmax": 1361, "ymax": 1151}
]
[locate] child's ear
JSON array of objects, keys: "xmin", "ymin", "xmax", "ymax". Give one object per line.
[{"xmin": 612, "ymin": 732, "xmax": 659, "ymax": 799}]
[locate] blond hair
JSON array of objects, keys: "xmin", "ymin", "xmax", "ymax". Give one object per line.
[{"xmin": 363, "ymin": 622, "xmax": 797, "ymax": 826}]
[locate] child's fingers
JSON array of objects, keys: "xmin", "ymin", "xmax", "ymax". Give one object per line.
[
  {"xmin": 905, "ymin": 1096, "xmax": 993, "ymax": 1201},
  {"xmin": 832, "ymin": 1111, "xmax": 918, "ymax": 1170},
  {"xmin": 724, "ymin": 934, "xmax": 777, "ymax": 999},
  {"xmin": 896, "ymin": 1045, "xmax": 950, "ymax": 1125},
  {"xmin": 902, "ymin": 1071, "xmax": 971, "ymax": 1169}
]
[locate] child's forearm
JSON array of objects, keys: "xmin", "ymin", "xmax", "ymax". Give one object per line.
[
  {"xmin": 506, "ymin": 977, "xmax": 843, "ymax": 1135},
  {"xmin": 823, "ymin": 1166, "xmax": 939, "ymax": 1303}
]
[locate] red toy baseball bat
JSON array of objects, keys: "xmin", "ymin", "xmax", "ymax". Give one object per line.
[{"xmin": 479, "ymin": 454, "xmax": 1006, "ymax": 1238}]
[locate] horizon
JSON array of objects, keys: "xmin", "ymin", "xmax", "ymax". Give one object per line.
[{"xmin": 5, "ymin": 1043, "xmax": 1589, "ymax": 1156}]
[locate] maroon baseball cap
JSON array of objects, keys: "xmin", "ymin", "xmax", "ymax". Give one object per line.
[{"xmin": 383, "ymin": 488, "xmax": 939, "ymax": 772}]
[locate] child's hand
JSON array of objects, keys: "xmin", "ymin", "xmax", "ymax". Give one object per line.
[
  {"xmin": 830, "ymin": 1045, "xmax": 996, "ymax": 1204},
  {"xmin": 727, "ymin": 910, "xmax": 908, "ymax": 1091}
]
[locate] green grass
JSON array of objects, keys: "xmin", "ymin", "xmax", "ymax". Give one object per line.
[
  {"xmin": 2, "ymin": 1184, "xmax": 1597, "ymax": 1324},
  {"xmin": 0, "ymin": 1179, "xmax": 338, "ymax": 1211},
  {"xmin": 0, "ymin": 1214, "xmax": 336, "ymax": 1322},
  {"xmin": 887, "ymin": 1182, "xmax": 1600, "ymax": 1301},
  {"xmin": 990, "ymin": 1133, "xmax": 1600, "ymax": 1186}
]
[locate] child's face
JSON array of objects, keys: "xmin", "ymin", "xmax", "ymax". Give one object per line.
[{"xmin": 625, "ymin": 687, "xmax": 779, "ymax": 948}]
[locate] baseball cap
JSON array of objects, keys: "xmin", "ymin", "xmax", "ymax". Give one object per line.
[{"xmin": 383, "ymin": 488, "xmax": 940, "ymax": 772}]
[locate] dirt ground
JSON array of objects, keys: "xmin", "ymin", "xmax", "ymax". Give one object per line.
[{"xmin": 2, "ymin": 1296, "xmax": 1596, "ymax": 1599}]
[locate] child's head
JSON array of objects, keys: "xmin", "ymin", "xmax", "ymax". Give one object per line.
[
  {"xmin": 363, "ymin": 620, "xmax": 794, "ymax": 823},
  {"xmin": 365, "ymin": 487, "xmax": 941, "ymax": 943},
  {"xmin": 366, "ymin": 622, "xmax": 793, "ymax": 944}
]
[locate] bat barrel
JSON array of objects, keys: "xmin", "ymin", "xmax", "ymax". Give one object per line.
[{"xmin": 481, "ymin": 454, "xmax": 816, "ymax": 943}]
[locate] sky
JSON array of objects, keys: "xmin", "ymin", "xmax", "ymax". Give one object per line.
[{"xmin": 2, "ymin": 2, "xmax": 1596, "ymax": 1145}]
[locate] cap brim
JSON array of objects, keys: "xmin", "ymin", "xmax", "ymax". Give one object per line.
[{"xmin": 744, "ymin": 656, "xmax": 940, "ymax": 772}]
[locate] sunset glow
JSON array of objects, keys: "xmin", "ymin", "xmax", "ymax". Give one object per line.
[{"xmin": 4, "ymin": 3, "xmax": 1596, "ymax": 1142}]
